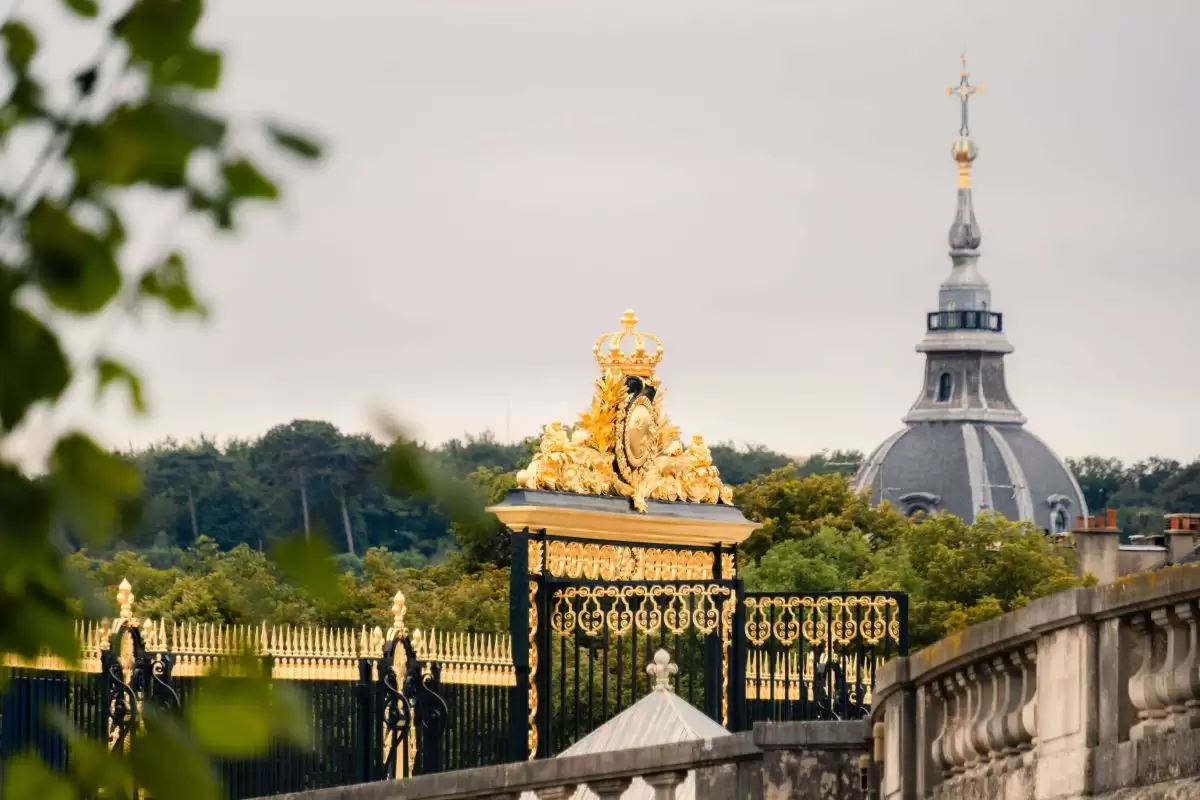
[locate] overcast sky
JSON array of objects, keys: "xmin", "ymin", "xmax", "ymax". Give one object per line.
[{"xmin": 15, "ymin": 0, "xmax": 1200, "ymax": 465}]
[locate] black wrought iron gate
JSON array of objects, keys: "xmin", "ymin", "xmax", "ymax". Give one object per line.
[
  {"xmin": 508, "ymin": 530, "xmax": 910, "ymax": 760},
  {"xmin": 510, "ymin": 530, "xmax": 738, "ymax": 758}
]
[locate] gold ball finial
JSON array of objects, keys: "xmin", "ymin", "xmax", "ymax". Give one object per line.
[
  {"xmin": 593, "ymin": 309, "xmax": 664, "ymax": 378},
  {"xmin": 390, "ymin": 590, "xmax": 407, "ymax": 639}
]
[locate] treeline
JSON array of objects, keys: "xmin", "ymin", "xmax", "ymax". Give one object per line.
[
  {"xmin": 111, "ymin": 419, "xmax": 1200, "ymax": 569},
  {"xmin": 115, "ymin": 419, "xmax": 862, "ymax": 565},
  {"xmin": 1065, "ymin": 456, "xmax": 1200, "ymax": 533}
]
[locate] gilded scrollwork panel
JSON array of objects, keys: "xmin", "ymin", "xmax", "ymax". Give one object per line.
[
  {"xmin": 742, "ymin": 595, "xmax": 900, "ymax": 649},
  {"xmin": 539, "ymin": 540, "xmax": 716, "ymax": 581},
  {"xmin": 549, "ymin": 584, "xmax": 733, "ymax": 639}
]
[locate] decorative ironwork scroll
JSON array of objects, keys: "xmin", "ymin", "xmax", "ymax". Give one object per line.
[
  {"xmin": 541, "ymin": 580, "xmax": 734, "ymax": 756},
  {"xmin": 743, "ymin": 595, "xmax": 901, "ymax": 649},
  {"xmin": 549, "ymin": 583, "xmax": 730, "ymax": 638},
  {"xmin": 539, "ymin": 540, "xmax": 720, "ymax": 581},
  {"xmin": 739, "ymin": 592, "xmax": 907, "ymax": 724},
  {"xmin": 527, "ymin": 580, "xmax": 538, "ymax": 761}
]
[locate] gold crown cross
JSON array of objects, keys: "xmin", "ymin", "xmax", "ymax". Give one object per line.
[{"xmin": 593, "ymin": 309, "xmax": 664, "ymax": 378}]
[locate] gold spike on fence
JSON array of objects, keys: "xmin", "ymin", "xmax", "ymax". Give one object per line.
[
  {"xmin": 406, "ymin": 627, "xmax": 516, "ymax": 688},
  {"xmin": 3, "ymin": 580, "xmax": 516, "ymax": 687}
]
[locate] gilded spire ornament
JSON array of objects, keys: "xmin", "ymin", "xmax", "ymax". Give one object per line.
[
  {"xmin": 516, "ymin": 310, "xmax": 733, "ymax": 512},
  {"xmin": 946, "ymin": 50, "xmax": 982, "ymax": 138},
  {"xmin": 945, "ymin": 51, "xmax": 983, "ymax": 251}
]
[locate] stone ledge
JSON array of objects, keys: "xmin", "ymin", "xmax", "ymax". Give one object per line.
[
  {"xmin": 752, "ymin": 720, "xmax": 871, "ymax": 750},
  {"xmin": 874, "ymin": 565, "xmax": 1200, "ymax": 700},
  {"xmin": 260, "ymin": 735, "xmax": 760, "ymax": 800}
]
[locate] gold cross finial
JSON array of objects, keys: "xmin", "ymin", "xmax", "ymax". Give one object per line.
[{"xmin": 946, "ymin": 50, "xmax": 983, "ymax": 137}]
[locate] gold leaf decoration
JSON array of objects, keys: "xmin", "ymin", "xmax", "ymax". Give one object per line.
[{"xmin": 515, "ymin": 311, "xmax": 733, "ymax": 513}]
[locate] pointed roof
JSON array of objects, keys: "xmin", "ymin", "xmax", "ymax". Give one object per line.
[{"xmin": 523, "ymin": 650, "xmax": 730, "ymax": 800}]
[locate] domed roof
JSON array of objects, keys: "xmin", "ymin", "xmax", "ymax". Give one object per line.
[{"xmin": 854, "ymin": 422, "xmax": 1088, "ymax": 532}]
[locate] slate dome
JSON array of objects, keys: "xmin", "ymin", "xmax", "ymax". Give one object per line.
[{"xmin": 854, "ymin": 55, "xmax": 1087, "ymax": 534}]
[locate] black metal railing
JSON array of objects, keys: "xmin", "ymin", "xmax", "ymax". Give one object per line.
[
  {"xmin": 0, "ymin": 624, "xmax": 436, "ymax": 799},
  {"xmin": 926, "ymin": 310, "xmax": 1003, "ymax": 332},
  {"xmin": 737, "ymin": 592, "xmax": 908, "ymax": 726}
]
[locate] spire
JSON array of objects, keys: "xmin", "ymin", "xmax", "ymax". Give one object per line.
[{"xmin": 946, "ymin": 51, "xmax": 983, "ymax": 252}]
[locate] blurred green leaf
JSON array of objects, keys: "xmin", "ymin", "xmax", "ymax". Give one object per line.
[
  {"xmin": 48, "ymin": 432, "xmax": 141, "ymax": 541},
  {"xmin": 112, "ymin": 0, "xmax": 203, "ymax": 67},
  {"xmin": 61, "ymin": 0, "xmax": 100, "ymax": 17},
  {"xmin": 157, "ymin": 100, "xmax": 227, "ymax": 148},
  {"xmin": 1, "ymin": 21, "xmax": 37, "ymax": 72},
  {"xmin": 223, "ymin": 159, "xmax": 279, "ymax": 200},
  {"xmin": 187, "ymin": 677, "xmax": 272, "ymax": 756},
  {"xmin": 386, "ymin": 437, "xmax": 433, "ymax": 496},
  {"xmin": 137, "ymin": 251, "xmax": 208, "ymax": 316},
  {"xmin": 162, "ymin": 44, "xmax": 222, "ymax": 89},
  {"xmin": 187, "ymin": 664, "xmax": 312, "ymax": 756},
  {"xmin": 96, "ymin": 356, "xmax": 147, "ymax": 414},
  {"xmin": 27, "ymin": 200, "xmax": 121, "ymax": 313},
  {"xmin": 271, "ymin": 535, "xmax": 343, "ymax": 604},
  {"xmin": 0, "ymin": 462, "xmax": 51, "ymax": 542},
  {"xmin": 69, "ymin": 103, "xmax": 196, "ymax": 188},
  {"xmin": 265, "ymin": 122, "xmax": 324, "ymax": 160},
  {"xmin": 48, "ymin": 710, "xmax": 135, "ymax": 799},
  {"xmin": 0, "ymin": 307, "xmax": 71, "ymax": 431},
  {"xmin": 2, "ymin": 753, "xmax": 75, "ymax": 800},
  {"xmin": 131, "ymin": 710, "xmax": 219, "ymax": 800}
]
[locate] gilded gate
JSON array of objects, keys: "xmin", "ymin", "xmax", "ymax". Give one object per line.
[{"xmin": 489, "ymin": 311, "xmax": 908, "ymax": 757}]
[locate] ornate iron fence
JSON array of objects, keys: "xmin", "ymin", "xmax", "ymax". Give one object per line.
[
  {"xmin": 0, "ymin": 581, "xmax": 475, "ymax": 798},
  {"xmin": 737, "ymin": 592, "xmax": 908, "ymax": 725},
  {"xmin": 2, "ymin": 574, "xmax": 910, "ymax": 791}
]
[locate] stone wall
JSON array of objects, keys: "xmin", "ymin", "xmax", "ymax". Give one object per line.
[
  {"xmin": 871, "ymin": 564, "xmax": 1200, "ymax": 800},
  {"xmin": 259, "ymin": 721, "xmax": 870, "ymax": 800}
]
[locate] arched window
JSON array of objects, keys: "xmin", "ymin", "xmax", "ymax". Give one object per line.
[
  {"xmin": 936, "ymin": 372, "xmax": 953, "ymax": 403},
  {"xmin": 905, "ymin": 504, "xmax": 930, "ymax": 520}
]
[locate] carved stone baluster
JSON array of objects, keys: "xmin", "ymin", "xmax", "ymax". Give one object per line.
[
  {"xmin": 929, "ymin": 680, "xmax": 952, "ymax": 779},
  {"xmin": 1129, "ymin": 612, "xmax": 1168, "ymax": 739},
  {"xmin": 967, "ymin": 663, "xmax": 995, "ymax": 774},
  {"xmin": 987, "ymin": 654, "xmax": 1018, "ymax": 771},
  {"xmin": 644, "ymin": 771, "xmax": 686, "ymax": 800},
  {"xmin": 1016, "ymin": 646, "xmax": 1038, "ymax": 766},
  {"xmin": 950, "ymin": 670, "xmax": 974, "ymax": 774},
  {"xmin": 588, "ymin": 778, "xmax": 632, "ymax": 800},
  {"xmin": 941, "ymin": 675, "xmax": 964, "ymax": 776},
  {"xmin": 1173, "ymin": 600, "xmax": 1200, "ymax": 730},
  {"xmin": 1152, "ymin": 607, "xmax": 1191, "ymax": 722}
]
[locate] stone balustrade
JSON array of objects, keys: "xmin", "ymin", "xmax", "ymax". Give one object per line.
[
  {"xmin": 259, "ymin": 721, "xmax": 871, "ymax": 800},
  {"xmin": 872, "ymin": 563, "xmax": 1200, "ymax": 800}
]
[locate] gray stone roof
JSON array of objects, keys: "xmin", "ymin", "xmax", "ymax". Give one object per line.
[{"xmin": 855, "ymin": 422, "xmax": 1087, "ymax": 532}]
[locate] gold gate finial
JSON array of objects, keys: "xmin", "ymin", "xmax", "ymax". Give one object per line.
[{"xmin": 388, "ymin": 590, "xmax": 407, "ymax": 640}]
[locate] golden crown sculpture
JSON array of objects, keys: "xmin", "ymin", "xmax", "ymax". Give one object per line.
[
  {"xmin": 517, "ymin": 310, "xmax": 733, "ymax": 512},
  {"xmin": 593, "ymin": 310, "xmax": 663, "ymax": 378}
]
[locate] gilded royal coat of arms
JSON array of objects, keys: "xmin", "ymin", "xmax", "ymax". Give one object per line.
[{"xmin": 516, "ymin": 310, "xmax": 733, "ymax": 512}]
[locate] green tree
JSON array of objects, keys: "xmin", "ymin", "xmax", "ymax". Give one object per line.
[
  {"xmin": 1066, "ymin": 455, "xmax": 1127, "ymax": 512},
  {"xmin": 856, "ymin": 512, "xmax": 1086, "ymax": 647},
  {"xmin": 741, "ymin": 525, "xmax": 873, "ymax": 593},
  {"xmin": 736, "ymin": 467, "xmax": 909, "ymax": 561},
  {"xmin": 709, "ymin": 442, "xmax": 793, "ymax": 485}
]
